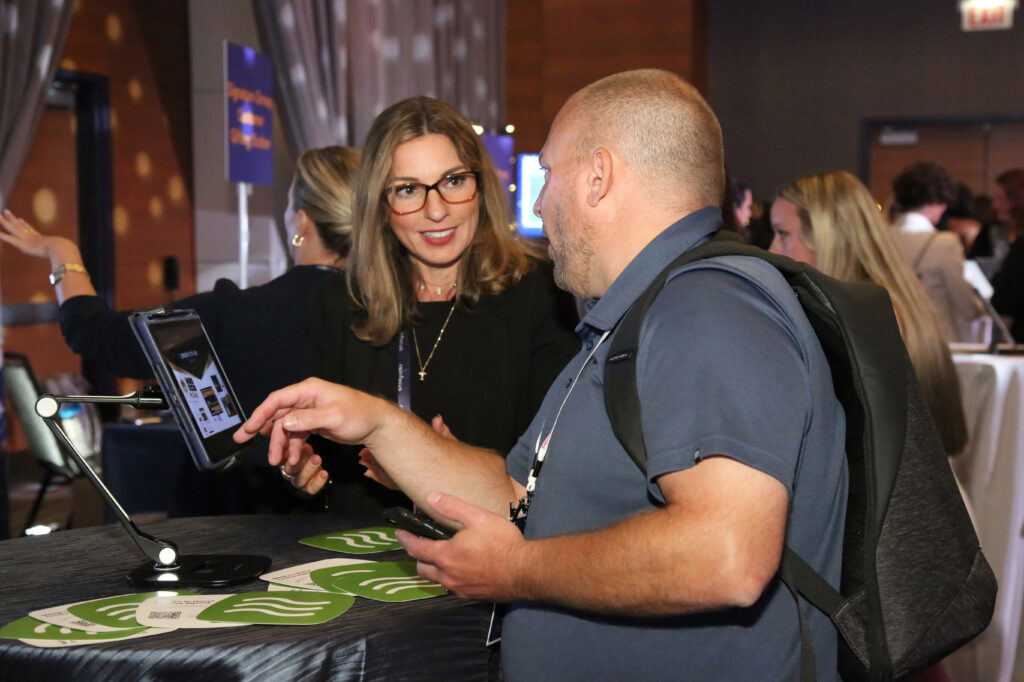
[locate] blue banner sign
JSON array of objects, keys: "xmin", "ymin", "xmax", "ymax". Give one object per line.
[{"xmin": 225, "ymin": 42, "xmax": 273, "ymax": 186}]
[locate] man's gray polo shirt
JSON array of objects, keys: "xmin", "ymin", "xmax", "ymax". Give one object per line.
[{"xmin": 503, "ymin": 207, "xmax": 848, "ymax": 681}]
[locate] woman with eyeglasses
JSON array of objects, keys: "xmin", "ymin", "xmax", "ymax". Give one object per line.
[{"xmin": 285, "ymin": 96, "xmax": 580, "ymax": 515}]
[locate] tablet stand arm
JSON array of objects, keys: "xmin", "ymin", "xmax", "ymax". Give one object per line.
[{"xmin": 34, "ymin": 388, "xmax": 180, "ymax": 568}]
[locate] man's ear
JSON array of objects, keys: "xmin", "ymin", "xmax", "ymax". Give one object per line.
[{"xmin": 585, "ymin": 147, "xmax": 614, "ymax": 208}]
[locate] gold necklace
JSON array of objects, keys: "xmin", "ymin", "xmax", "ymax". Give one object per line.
[
  {"xmin": 412, "ymin": 298, "xmax": 457, "ymax": 381},
  {"xmin": 418, "ymin": 280, "xmax": 458, "ymax": 297}
]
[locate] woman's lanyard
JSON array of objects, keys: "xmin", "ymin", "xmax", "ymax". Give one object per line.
[
  {"xmin": 509, "ymin": 330, "xmax": 610, "ymax": 526},
  {"xmin": 396, "ymin": 331, "xmax": 413, "ymax": 412}
]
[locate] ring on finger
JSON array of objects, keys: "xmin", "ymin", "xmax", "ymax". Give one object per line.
[{"xmin": 279, "ymin": 464, "xmax": 295, "ymax": 482}]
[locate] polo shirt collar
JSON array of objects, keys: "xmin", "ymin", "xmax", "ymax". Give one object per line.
[{"xmin": 578, "ymin": 206, "xmax": 722, "ymax": 336}]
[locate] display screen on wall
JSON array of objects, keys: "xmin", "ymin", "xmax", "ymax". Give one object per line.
[{"xmin": 516, "ymin": 153, "xmax": 545, "ymax": 238}]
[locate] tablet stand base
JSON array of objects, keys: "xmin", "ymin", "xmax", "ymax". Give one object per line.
[
  {"xmin": 34, "ymin": 388, "xmax": 271, "ymax": 587},
  {"xmin": 128, "ymin": 554, "xmax": 272, "ymax": 587}
]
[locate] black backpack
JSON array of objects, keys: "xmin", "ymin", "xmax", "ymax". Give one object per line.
[{"xmin": 603, "ymin": 236, "xmax": 997, "ymax": 681}]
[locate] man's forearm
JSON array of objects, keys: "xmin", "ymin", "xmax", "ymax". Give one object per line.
[{"xmin": 366, "ymin": 406, "xmax": 520, "ymax": 518}]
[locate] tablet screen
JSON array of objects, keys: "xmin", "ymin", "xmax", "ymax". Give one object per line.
[{"xmin": 148, "ymin": 318, "xmax": 243, "ymax": 439}]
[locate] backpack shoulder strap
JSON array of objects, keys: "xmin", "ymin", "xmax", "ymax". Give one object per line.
[{"xmin": 604, "ymin": 231, "xmax": 756, "ymax": 471}]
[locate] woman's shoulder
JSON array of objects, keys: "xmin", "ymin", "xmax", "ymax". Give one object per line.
[
  {"xmin": 513, "ymin": 256, "xmax": 558, "ymax": 292},
  {"xmin": 312, "ymin": 268, "xmax": 365, "ymax": 327},
  {"xmin": 481, "ymin": 257, "xmax": 555, "ymax": 306},
  {"xmin": 221, "ymin": 265, "xmax": 339, "ymax": 299},
  {"xmin": 484, "ymin": 257, "xmax": 579, "ymax": 325},
  {"xmin": 311, "ymin": 267, "xmax": 355, "ymax": 301},
  {"xmin": 199, "ymin": 266, "xmax": 338, "ymax": 318}
]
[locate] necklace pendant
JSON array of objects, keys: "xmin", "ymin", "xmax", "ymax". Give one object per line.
[{"xmin": 418, "ymin": 370, "xmax": 426, "ymax": 381}]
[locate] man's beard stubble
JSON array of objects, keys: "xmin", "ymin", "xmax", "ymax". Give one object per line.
[{"xmin": 548, "ymin": 196, "xmax": 595, "ymax": 299}]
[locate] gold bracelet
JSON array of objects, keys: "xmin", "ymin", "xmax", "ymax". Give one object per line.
[{"xmin": 49, "ymin": 263, "xmax": 89, "ymax": 285}]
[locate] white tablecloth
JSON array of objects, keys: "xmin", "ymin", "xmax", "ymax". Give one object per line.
[{"xmin": 946, "ymin": 354, "xmax": 1024, "ymax": 682}]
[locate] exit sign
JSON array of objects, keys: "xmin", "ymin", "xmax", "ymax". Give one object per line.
[{"xmin": 960, "ymin": 0, "xmax": 1017, "ymax": 30}]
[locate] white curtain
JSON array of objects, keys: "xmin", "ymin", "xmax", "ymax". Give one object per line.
[
  {"xmin": 0, "ymin": 0, "xmax": 74, "ymax": 207},
  {"xmin": 253, "ymin": 0, "xmax": 506, "ymax": 153},
  {"xmin": 0, "ymin": 0, "xmax": 75, "ymax": 447}
]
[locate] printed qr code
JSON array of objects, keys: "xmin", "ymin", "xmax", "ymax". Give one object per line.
[{"xmin": 149, "ymin": 611, "xmax": 181, "ymax": 619}]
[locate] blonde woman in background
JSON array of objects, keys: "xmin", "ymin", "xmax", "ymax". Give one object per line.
[{"xmin": 769, "ymin": 169, "xmax": 968, "ymax": 456}]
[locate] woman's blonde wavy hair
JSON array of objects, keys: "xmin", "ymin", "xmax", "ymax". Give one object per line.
[
  {"xmin": 292, "ymin": 145, "xmax": 361, "ymax": 259},
  {"xmin": 777, "ymin": 170, "xmax": 968, "ymax": 455},
  {"xmin": 348, "ymin": 96, "xmax": 541, "ymax": 345}
]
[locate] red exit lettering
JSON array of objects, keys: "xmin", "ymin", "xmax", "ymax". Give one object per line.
[{"xmin": 965, "ymin": 5, "xmax": 1012, "ymax": 30}]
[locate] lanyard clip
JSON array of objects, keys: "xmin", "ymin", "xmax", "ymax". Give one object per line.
[{"xmin": 509, "ymin": 496, "xmax": 529, "ymax": 524}]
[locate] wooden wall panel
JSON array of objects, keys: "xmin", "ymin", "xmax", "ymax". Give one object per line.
[
  {"xmin": 988, "ymin": 124, "xmax": 1024, "ymax": 186},
  {"xmin": 866, "ymin": 121, "xmax": 1024, "ymax": 207},
  {"xmin": 3, "ymin": 0, "xmax": 193, "ymax": 453},
  {"xmin": 505, "ymin": 2, "xmax": 544, "ymax": 150},
  {"xmin": 506, "ymin": 0, "xmax": 708, "ymax": 153},
  {"xmin": 867, "ymin": 125, "xmax": 989, "ymax": 205},
  {"xmin": 57, "ymin": 0, "xmax": 196, "ymax": 311},
  {"xmin": 1, "ymin": 108, "xmax": 79, "ymax": 306}
]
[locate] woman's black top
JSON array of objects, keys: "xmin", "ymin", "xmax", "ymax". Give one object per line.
[{"xmin": 311, "ymin": 262, "xmax": 581, "ymax": 516}]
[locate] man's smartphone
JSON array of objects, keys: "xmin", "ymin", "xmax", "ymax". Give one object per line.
[
  {"xmin": 382, "ymin": 507, "xmax": 454, "ymax": 540},
  {"xmin": 130, "ymin": 308, "xmax": 247, "ymax": 470}
]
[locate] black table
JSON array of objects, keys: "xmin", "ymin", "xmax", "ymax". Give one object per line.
[{"xmin": 0, "ymin": 514, "xmax": 492, "ymax": 681}]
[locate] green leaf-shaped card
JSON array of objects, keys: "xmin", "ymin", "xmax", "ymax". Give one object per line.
[
  {"xmin": 196, "ymin": 590, "xmax": 354, "ymax": 625},
  {"xmin": 67, "ymin": 591, "xmax": 192, "ymax": 629},
  {"xmin": 309, "ymin": 561, "xmax": 447, "ymax": 602},
  {"xmin": 0, "ymin": 616, "xmax": 150, "ymax": 642},
  {"xmin": 299, "ymin": 527, "xmax": 402, "ymax": 554}
]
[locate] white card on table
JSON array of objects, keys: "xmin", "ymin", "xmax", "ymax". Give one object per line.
[
  {"xmin": 135, "ymin": 595, "xmax": 252, "ymax": 629},
  {"xmin": 260, "ymin": 558, "xmax": 371, "ymax": 593}
]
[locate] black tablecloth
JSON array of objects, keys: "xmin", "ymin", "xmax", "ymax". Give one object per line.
[{"xmin": 0, "ymin": 514, "xmax": 492, "ymax": 681}]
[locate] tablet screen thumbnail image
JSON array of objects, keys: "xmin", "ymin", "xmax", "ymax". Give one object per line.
[{"xmin": 150, "ymin": 320, "xmax": 243, "ymax": 439}]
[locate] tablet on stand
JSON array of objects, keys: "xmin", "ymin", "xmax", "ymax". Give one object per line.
[{"xmin": 35, "ymin": 307, "xmax": 270, "ymax": 586}]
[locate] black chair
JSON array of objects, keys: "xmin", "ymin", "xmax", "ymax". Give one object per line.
[{"xmin": 2, "ymin": 352, "xmax": 98, "ymax": 534}]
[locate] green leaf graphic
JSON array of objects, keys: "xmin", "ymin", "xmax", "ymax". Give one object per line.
[
  {"xmin": 309, "ymin": 561, "xmax": 447, "ymax": 602},
  {"xmin": 0, "ymin": 616, "xmax": 149, "ymax": 641},
  {"xmin": 299, "ymin": 527, "xmax": 402, "ymax": 554},
  {"xmin": 67, "ymin": 591, "xmax": 193, "ymax": 629},
  {"xmin": 196, "ymin": 590, "xmax": 354, "ymax": 625}
]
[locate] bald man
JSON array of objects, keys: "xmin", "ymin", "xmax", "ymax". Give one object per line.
[{"xmin": 237, "ymin": 69, "xmax": 847, "ymax": 681}]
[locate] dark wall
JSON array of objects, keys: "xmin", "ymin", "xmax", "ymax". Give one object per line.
[
  {"xmin": 508, "ymin": 0, "xmax": 707, "ymax": 153},
  {"xmin": 709, "ymin": 0, "xmax": 1024, "ymax": 198}
]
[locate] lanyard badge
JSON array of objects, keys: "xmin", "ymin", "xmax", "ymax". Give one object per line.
[
  {"xmin": 508, "ymin": 331, "xmax": 610, "ymax": 528},
  {"xmin": 396, "ymin": 331, "xmax": 412, "ymax": 412},
  {"xmin": 495, "ymin": 330, "xmax": 609, "ymax": 647}
]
